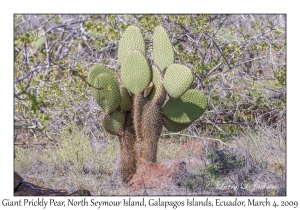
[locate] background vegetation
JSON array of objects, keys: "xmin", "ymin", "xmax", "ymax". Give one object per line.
[{"xmin": 14, "ymin": 14, "xmax": 286, "ymax": 195}]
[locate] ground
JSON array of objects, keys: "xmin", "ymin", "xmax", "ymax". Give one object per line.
[{"xmin": 14, "ymin": 123, "xmax": 286, "ymax": 196}]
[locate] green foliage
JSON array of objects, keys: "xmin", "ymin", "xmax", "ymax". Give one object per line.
[
  {"xmin": 24, "ymin": 91, "xmax": 45, "ymax": 115},
  {"xmin": 274, "ymin": 66, "xmax": 286, "ymax": 86},
  {"xmin": 216, "ymin": 28, "xmax": 237, "ymax": 43},
  {"xmin": 21, "ymin": 91, "xmax": 49, "ymax": 130},
  {"xmin": 32, "ymin": 36, "xmax": 45, "ymax": 52},
  {"xmin": 137, "ymin": 15, "xmax": 161, "ymax": 31},
  {"xmin": 183, "ymin": 176, "xmax": 195, "ymax": 190},
  {"xmin": 209, "ymin": 149, "xmax": 245, "ymax": 172},
  {"xmin": 205, "ymin": 165, "xmax": 220, "ymax": 178}
]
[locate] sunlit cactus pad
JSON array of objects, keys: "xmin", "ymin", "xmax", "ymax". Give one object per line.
[
  {"xmin": 153, "ymin": 26, "xmax": 174, "ymax": 73},
  {"xmin": 164, "ymin": 64, "xmax": 194, "ymax": 98},
  {"xmin": 162, "ymin": 89, "xmax": 207, "ymax": 124},
  {"xmin": 121, "ymin": 50, "xmax": 151, "ymax": 94},
  {"xmin": 118, "ymin": 26, "xmax": 145, "ymax": 64},
  {"xmin": 163, "ymin": 117, "xmax": 191, "ymax": 132},
  {"xmin": 103, "ymin": 110, "xmax": 125, "ymax": 135},
  {"xmin": 93, "ymin": 73, "xmax": 121, "ymax": 114}
]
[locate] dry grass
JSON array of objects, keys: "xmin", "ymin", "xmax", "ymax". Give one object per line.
[
  {"xmin": 233, "ymin": 125, "xmax": 286, "ymax": 177},
  {"xmin": 14, "ymin": 122, "xmax": 127, "ymax": 195},
  {"xmin": 14, "ymin": 123, "xmax": 286, "ymax": 196},
  {"xmin": 180, "ymin": 126, "xmax": 286, "ymax": 196}
]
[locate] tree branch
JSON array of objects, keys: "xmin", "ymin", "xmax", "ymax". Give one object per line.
[
  {"xmin": 208, "ymin": 35, "xmax": 232, "ymax": 70},
  {"xmin": 14, "ymin": 64, "xmax": 48, "ymax": 83}
]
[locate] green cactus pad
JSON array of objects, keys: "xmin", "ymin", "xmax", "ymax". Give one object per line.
[
  {"xmin": 103, "ymin": 110, "xmax": 125, "ymax": 136},
  {"xmin": 162, "ymin": 89, "xmax": 207, "ymax": 124},
  {"xmin": 153, "ymin": 26, "xmax": 174, "ymax": 73},
  {"xmin": 119, "ymin": 86, "xmax": 132, "ymax": 112},
  {"xmin": 88, "ymin": 65, "xmax": 117, "ymax": 86},
  {"xmin": 120, "ymin": 50, "xmax": 151, "ymax": 94},
  {"xmin": 163, "ymin": 117, "xmax": 191, "ymax": 132},
  {"xmin": 118, "ymin": 26, "xmax": 145, "ymax": 64},
  {"xmin": 149, "ymin": 65, "xmax": 166, "ymax": 105},
  {"xmin": 164, "ymin": 64, "xmax": 194, "ymax": 98},
  {"xmin": 93, "ymin": 73, "xmax": 121, "ymax": 114}
]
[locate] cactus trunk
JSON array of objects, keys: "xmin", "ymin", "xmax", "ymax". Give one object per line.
[
  {"xmin": 88, "ymin": 25, "xmax": 207, "ymax": 183},
  {"xmin": 141, "ymin": 101, "xmax": 162, "ymax": 163},
  {"xmin": 119, "ymin": 112, "xmax": 136, "ymax": 183},
  {"xmin": 120, "ymin": 100, "xmax": 162, "ymax": 181},
  {"xmin": 133, "ymin": 93, "xmax": 145, "ymax": 166}
]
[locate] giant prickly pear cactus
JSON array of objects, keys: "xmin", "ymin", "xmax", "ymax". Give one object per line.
[{"xmin": 88, "ymin": 25, "xmax": 207, "ymax": 183}]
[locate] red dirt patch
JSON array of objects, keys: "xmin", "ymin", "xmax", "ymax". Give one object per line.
[{"xmin": 127, "ymin": 159, "xmax": 187, "ymax": 194}]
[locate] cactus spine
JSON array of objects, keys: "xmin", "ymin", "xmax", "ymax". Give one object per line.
[{"xmin": 88, "ymin": 25, "xmax": 207, "ymax": 183}]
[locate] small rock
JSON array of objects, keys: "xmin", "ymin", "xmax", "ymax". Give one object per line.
[{"xmin": 14, "ymin": 172, "xmax": 23, "ymax": 190}]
